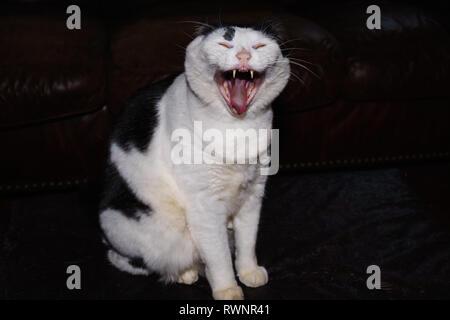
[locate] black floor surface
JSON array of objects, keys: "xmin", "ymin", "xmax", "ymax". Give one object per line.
[{"xmin": 1, "ymin": 168, "xmax": 450, "ymax": 299}]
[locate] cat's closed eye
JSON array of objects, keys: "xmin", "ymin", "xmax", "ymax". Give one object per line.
[
  {"xmin": 218, "ymin": 42, "xmax": 233, "ymax": 48},
  {"xmin": 253, "ymin": 44, "xmax": 266, "ymax": 50}
]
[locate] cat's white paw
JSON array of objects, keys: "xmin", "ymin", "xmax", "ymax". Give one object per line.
[
  {"xmin": 177, "ymin": 268, "xmax": 199, "ymax": 285},
  {"xmin": 213, "ymin": 286, "xmax": 244, "ymax": 300},
  {"xmin": 238, "ymin": 266, "xmax": 268, "ymax": 288}
]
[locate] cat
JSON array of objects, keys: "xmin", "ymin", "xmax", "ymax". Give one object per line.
[{"xmin": 99, "ymin": 21, "xmax": 290, "ymax": 300}]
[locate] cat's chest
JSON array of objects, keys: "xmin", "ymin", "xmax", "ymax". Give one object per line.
[{"xmin": 207, "ymin": 164, "xmax": 258, "ymax": 203}]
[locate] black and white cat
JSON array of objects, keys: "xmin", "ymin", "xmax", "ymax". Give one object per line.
[{"xmin": 99, "ymin": 22, "xmax": 290, "ymax": 300}]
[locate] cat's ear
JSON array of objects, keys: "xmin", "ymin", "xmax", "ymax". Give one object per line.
[
  {"xmin": 193, "ymin": 21, "xmax": 222, "ymax": 38},
  {"xmin": 258, "ymin": 20, "xmax": 288, "ymax": 45}
]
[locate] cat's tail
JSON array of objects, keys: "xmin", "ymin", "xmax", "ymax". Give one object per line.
[{"xmin": 107, "ymin": 249, "xmax": 149, "ymax": 276}]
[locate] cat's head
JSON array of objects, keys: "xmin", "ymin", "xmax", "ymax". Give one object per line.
[{"xmin": 185, "ymin": 22, "xmax": 290, "ymax": 117}]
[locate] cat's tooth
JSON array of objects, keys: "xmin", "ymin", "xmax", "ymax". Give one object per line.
[
  {"xmin": 223, "ymin": 81, "xmax": 230, "ymax": 96},
  {"xmin": 248, "ymin": 82, "xmax": 255, "ymax": 98},
  {"xmin": 233, "ymin": 69, "xmax": 236, "ymax": 78},
  {"xmin": 250, "ymin": 70, "xmax": 254, "ymax": 79}
]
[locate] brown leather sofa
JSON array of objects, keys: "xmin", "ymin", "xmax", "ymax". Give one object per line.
[{"xmin": 1, "ymin": 0, "xmax": 450, "ymax": 193}]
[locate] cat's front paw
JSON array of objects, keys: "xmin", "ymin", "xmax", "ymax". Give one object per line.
[
  {"xmin": 238, "ymin": 266, "xmax": 268, "ymax": 288},
  {"xmin": 213, "ymin": 286, "xmax": 244, "ymax": 300},
  {"xmin": 177, "ymin": 268, "xmax": 199, "ymax": 285}
]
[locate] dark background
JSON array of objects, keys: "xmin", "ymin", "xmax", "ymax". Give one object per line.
[{"xmin": 0, "ymin": 0, "xmax": 450, "ymax": 299}]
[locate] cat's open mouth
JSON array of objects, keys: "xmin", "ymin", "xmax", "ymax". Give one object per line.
[{"xmin": 214, "ymin": 69, "xmax": 264, "ymax": 115}]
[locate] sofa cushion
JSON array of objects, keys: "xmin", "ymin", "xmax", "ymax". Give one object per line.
[
  {"xmin": 0, "ymin": 106, "xmax": 111, "ymax": 191},
  {"xmin": 276, "ymin": 97, "xmax": 450, "ymax": 168},
  {"xmin": 310, "ymin": 3, "xmax": 450, "ymax": 100},
  {"xmin": 0, "ymin": 9, "xmax": 106, "ymax": 128}
]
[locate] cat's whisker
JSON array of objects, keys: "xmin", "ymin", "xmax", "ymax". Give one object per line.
[
  {"xmin": 178, "ymin": 20, "xmax": 214, "ymax": 29},
  {"xmin": 288, "ymin": 61, "xmax": 322, "ymax": 80},
  {"xmin": 273, "ymin": 57, "xmax": 317, "ymax": 68},
  {"xmin": 286, "ymin": 57, "xmax": 320, "ymax": 67},
  {"xmin": 174, "ymin": 43, "xmax": 187, "ymax": 53},
  {"xmin": 281, "ymin": 47, "xmax": 312, "ymax": 52},
  {"xmin": 282, "ymin": 54, "xmax": 313, "ymax": 62},
  {"xmin": 268, "ymin": 60, "xmax": 304, "ymax": 84},
  {"xmin": 182, "ymin": 31, "xmax": 194, "ymax": 40},
  {"xmin": 279, "ymin": 37, "xmax": 307, "ymax": 46},
  {"xmin": 270, "ymin": 58, "xmax": 322, "ymax": 80},
  {"xmin": 289, "ymin": 71, "xmax": 305, "ymax": 84}
]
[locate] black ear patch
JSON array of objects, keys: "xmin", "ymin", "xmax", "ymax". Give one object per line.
[
  {"xmin": 194, "ymin": 21, "xmax": 222, "ymax": 37},
  {"xmin": 193, "ymin": 22, "xmax": 235, "ymax": 40},
  {"xmin": 193, "ymin": 20, "xmax": 287, "ymax": 46},
  {"xmin": 223, "ymin": 27, "xmax": 235, "ymax": 41}
]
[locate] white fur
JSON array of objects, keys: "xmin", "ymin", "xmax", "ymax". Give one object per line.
[{"xmin": 100, "ymin": 27, "xmax": 290, "ymax": 299}]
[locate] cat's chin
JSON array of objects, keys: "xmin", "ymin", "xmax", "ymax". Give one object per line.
[{"xmin": 214, "ymin": 69, "xmax": 264, "ymax": 116}]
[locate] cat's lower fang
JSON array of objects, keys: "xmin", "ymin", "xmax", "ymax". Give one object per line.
[
  {"xmin": 223, "ymin": 81, "xmax": 230, "ymax": 98},
  {"xmin": 247, "ymin": 83, "xmax": 255, "ymax": 98}
]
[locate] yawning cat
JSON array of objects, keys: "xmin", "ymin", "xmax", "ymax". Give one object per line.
[{"xmin": 99, "ymin": 22, "xmax": 290, "ymax": 300}]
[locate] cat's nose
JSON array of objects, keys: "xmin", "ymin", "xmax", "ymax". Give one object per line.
[{"xmin": 236, "ymin": 50, "xmax": 251, "ymax": 65}]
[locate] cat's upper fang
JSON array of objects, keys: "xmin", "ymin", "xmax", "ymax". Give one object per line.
[{"xmin": 227, "ymin": 69, "xmax": 257, "ymax": 81}]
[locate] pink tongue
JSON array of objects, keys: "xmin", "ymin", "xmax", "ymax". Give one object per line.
[{"xmin": 230, "ymin": 79, "xmax": 248, "ymax": 114}]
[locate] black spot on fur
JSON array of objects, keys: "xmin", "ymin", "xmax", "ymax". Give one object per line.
[
  {"xmin": 112, "ymin": 74, "xmax": 179, "ymax": 152},
  {"xmin": 101, "ymin": 237, "xmax": 147, "ymax": 270},
  {"xmin": 129, "ymin": 257, "xmax": 147, "ymax": 269},
  {"xmin": 194, "ymin": 20, "xmax": 286, "ymax": 47},
  {"xmin": 100, "ymin": 161, "xmax": 151, "ymax": 220},
  {"xmin": 223, "ymin": 27, "xmax": 235, "ymax": 41},
  {"xmin": 100, "ymin": 75, "xmax": 179, "ymax": 221}
]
